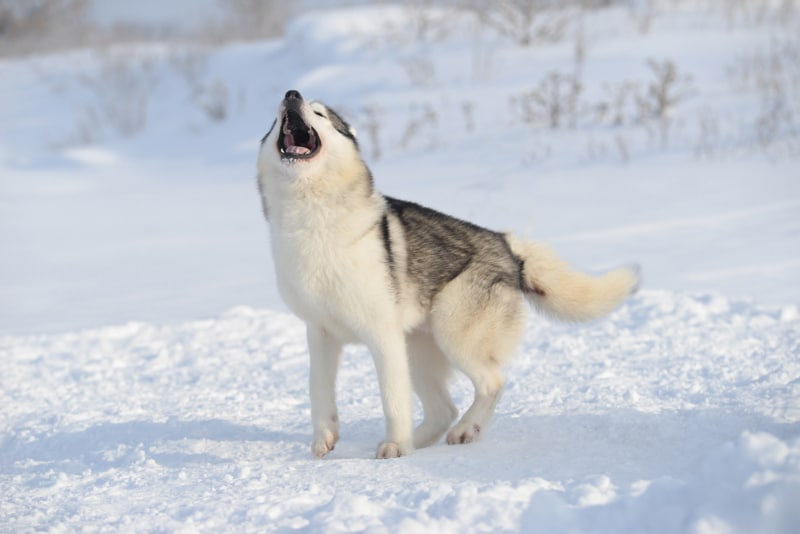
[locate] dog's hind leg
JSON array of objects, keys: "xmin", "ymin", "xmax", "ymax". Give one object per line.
[
  {"xmin": 307, "ymin": 324, "xmax": 343, "ymax": 458},
  {"xmin": 430, "ymin": 280, "xmax": 526, "ymax": 445},
  {"xmin": 407, "ymin": 332, "xmax": 457, "ymax": 448},
  {"xmin": 446, "ymin": 356, "xmax": 505, "ymax": 445}
]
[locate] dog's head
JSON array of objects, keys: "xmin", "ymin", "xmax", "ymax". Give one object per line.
[{"xmin": 258, "ymin": 90, "xmax": 360, "ymax": 177}]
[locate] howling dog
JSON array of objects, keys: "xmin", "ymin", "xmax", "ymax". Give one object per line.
[{"xmin": 257, "ymin": 90, "xmax": 639, "ymax": 459}]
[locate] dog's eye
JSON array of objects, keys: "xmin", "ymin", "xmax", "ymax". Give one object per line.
[{"xmin": 314, "ymin": 111, "xmax": 325, "ymax": 118}]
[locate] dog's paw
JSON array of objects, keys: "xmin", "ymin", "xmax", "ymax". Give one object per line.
[
  {"xmin": 446, "ymin": 422, "xmax": 481, "ymax": 445},
  {"xmin": 311, "ymin": 429, "xmax": 339, "ymax": 458},
  {"xmin": 376, "ymin": 440, "xmax": 412, "ymax": 459}
]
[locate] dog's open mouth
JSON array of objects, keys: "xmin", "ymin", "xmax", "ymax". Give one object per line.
[{"xmin": 278, "ymin": 109, "xmax": 320, "ymax": 160}]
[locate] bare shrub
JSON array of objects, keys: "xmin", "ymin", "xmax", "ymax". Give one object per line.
[
  {"xmin": 55, "ymin": 46, "xmax": 242, "ymax": 147},
  {"xmin": 638, "ymin": 59, "xmax": 692, "ymax": 146},
  {"xmin": 595, "ymin": 81, "xmax": 640, "ymax": 126},
  {"xmin": 468, "ymin": 22, "xmax": 498, "ymax": 81},
  {"xmin": 400, "ymin": 0, "xmax": 454, "ymax": 43},
  {"xmin": 590, "ymin": 59, "xmax": 691, "ymax": 134},
  {"xmin": 522, "ymin": 138, "xmax": 552, "ymax": 164},
  {"xmin": 461, "ymin": 101, "xmax": 476, "ymax": 132},
  {"xmin": 614, "ymin": 133, "xmax": 630, "ymax": 163},
  {"xmin": 466, "ymin": 0, "xmax": 573, "ymax": 47},
  {"xmin": 579, "ymin": 133, "xmax": 630, "ymax": 164},
  {"xmin": 170, "ymin": 51, "xmax": 210, "ymax": 90},
  {"xmin": 581, "ymin": 135, "xmax": 609, "ymax": 162},
  {"xmin": 399, "ymin": 103, "xmax": 439, "ymax": 150},
  {"xmin": 628, "ymin": 0, "xmax": 656, "ymax": 34},
  {"xmin": 360, "ymin": 104, "xmax": 383, "ymax": 161},
  {"xmin": 169, "ymin": 50, "xmax": 230, "ymax": 123},
  {"xmin": 0, "ymin": 0, "xmax": 90, "ymax": 57},
  {"xmin": 49, "ymin": 53, "xmax": 159, "ymax": 147},
  {"xmin": 376, "ymin": 0, "xmax": 461, "ymax": 86},
  {"xmin": 694, "ymin": 108, "xmax": 721, "ymax": 158},
  {"xmin": 643, "ymin": 59, "xmax": 692, "ymax": 119},
  {"xmin": 193, "ymin": 76, "xmax": 230, "ymax": 123},
  {"xmin": 721, "ymin": 0, "xmax": 797, "ymax": 28},
  {"xmin": 573, "ymin": 13, "xmax": 586, "ymax": 75},
  {"xmin": 727, "ymin": 36, "xmax": 800, "ymax": 154},
  {"xmin": 215, "ymin": 0, "xmax": 290, "ymax": 40},
  {"xmin": 1, "ymin": 0, "xmax": 294, "ymax": 58},
  {"xmin": 401, "ymin": 55, "xmax": 438, "ymax": 87},
  {"xmin": 517, "ymin": 71, "xmax": 582, "ymax": 129},
  {"xmin": 76, "ymin": 54, "xmax": 158, "ymax": 138}
]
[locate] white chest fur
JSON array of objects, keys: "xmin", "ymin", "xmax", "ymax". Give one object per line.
[{"xmin": 269, "ymin": 197, "xmax": 392, "ymax": 343}]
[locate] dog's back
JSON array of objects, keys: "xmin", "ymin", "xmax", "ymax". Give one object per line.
[{"xmin": 384, "ymin": 197, "xmax": 522, "ymax": 311}]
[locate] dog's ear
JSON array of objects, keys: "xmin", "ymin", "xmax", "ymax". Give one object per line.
[{"xmin": 326, "ymin": 107, "xmax": 359, "ymax": 145}]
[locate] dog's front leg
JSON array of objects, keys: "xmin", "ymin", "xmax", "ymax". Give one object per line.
[
  {"xmin": 367, "ymin": 330, "xmax": 414, "ymax": 459},
  {"xmin": 307, "ymin": 324, "xmax": 342, "ymax": 458}
]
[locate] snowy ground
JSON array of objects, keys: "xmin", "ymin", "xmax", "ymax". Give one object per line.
[
  {"xmin": 2, "ymin": 294, "xmax": 799, "ymax": 531},
  {"xmin": 1, "ymin": 1, "xmax": 799, "ymax": 532}
]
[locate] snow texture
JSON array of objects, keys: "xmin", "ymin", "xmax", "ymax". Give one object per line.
[
  {"xmin": 2, "ymin": 295, "xmax": 799, "ymax": 532},
  {"xmin": 1, "ymin": 1, "xmax": 799, "ymax": 532}
]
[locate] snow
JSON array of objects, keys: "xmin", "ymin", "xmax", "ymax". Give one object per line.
[
  {"xmin": 1, "ymin": 1, "xmax": 799, "ymax": 532},
  {"xmin": 2, "ymin": 295, "xmax": 799, "ymax": 531}
]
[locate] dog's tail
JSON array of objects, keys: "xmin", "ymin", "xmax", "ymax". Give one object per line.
[{"xmin": 507, "ymin": 235, "xmax": 640, "ymax": 322}]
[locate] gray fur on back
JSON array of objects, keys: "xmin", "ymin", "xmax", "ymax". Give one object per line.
[{"xmin": 385, "ymin": 197, "xmax": 523, "ymax": 308}]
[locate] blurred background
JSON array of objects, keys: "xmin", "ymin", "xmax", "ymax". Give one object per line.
[{"xmin": 1, "ymin": 0, "xmax": 798, "ymax": 334}]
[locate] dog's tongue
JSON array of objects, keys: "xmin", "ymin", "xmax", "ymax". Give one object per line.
[{"xmin": 286, "ymin": 145, "xmax": 311, "ymax": 155}]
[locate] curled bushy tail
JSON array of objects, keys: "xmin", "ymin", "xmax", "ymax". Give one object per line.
[{"xmin": 507, "ymin": 236, "xmax": 640, "ymax": 322}]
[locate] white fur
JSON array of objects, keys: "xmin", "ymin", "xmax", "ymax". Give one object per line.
[
  {"xmin": 506, "ymin": 237, "xmax": 640, "ymax": 322},
  {"xmin": 257, "ymin": 95, "xmax": 638, "ymax": 459}
]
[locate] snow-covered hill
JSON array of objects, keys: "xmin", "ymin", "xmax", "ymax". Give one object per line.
[{"xmin": 1, "ymin": 1, "xmax": 799, "ymax": 532}]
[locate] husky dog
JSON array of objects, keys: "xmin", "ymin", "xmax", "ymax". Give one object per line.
[{"xmin": 257, "ymin": 90, "xmax": 639, "ymax": 459}]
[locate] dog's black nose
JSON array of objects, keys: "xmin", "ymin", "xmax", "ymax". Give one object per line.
[{"xmin": 285, "ymin": 90, "xmax": 302, "ymax": 101}]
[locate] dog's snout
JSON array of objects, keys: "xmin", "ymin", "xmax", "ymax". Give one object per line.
[{"xmin": 285, "ymin": 90, "xmax": 302, "ymax": 101}]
